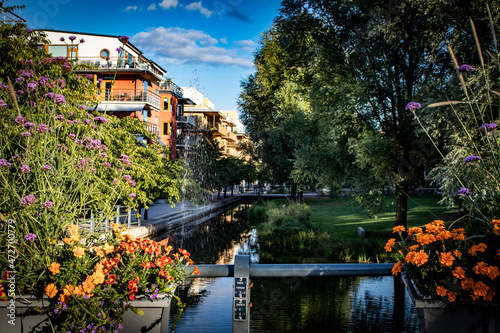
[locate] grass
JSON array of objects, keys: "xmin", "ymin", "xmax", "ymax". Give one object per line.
[{"xmin": 251, "ymin": 194, "xmax": 459, "ymax": 264}]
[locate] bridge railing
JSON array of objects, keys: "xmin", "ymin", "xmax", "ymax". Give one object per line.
[{"xmin": 184, "ymin": 255, "xmax": 394, "ymax": 333}]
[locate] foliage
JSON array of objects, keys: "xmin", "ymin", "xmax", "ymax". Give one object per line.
[{"xmin": 0, "ymin": 20, "xmax": 195, "ymax": 332}]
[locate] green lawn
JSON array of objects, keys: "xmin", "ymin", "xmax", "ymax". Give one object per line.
[{"xmin": 305, "ymin": 194, "xmax": 459, "ymax": 238}]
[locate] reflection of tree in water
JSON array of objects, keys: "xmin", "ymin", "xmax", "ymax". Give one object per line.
[{"xmin": 251, "ymin": 277, "xmax": 357, "ymax": 332}]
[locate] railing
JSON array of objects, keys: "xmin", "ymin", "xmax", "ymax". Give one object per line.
[
  {"xmin": 216, "ymin": 122, "xmax": 227, "ymax": 136},
  {"xmin": 184, "ymin": 255, "xmax": 394, "ymax": 333},
  {"xmin": 177, "ymin": 135, "xmax": 197, "ymax": 147},
  {"xmin": 144, "ymin": 121, "xmax": 159, "ymax": 136},
  {"xmin": 226, "ymin": 131, "xmax": 237, "ymax": 142},
  {"xmin": 160, "ymin": 81, "xmax": 183, "ymax": 97},
  {"xmin": 78, "ymin": 205, "xmax": 141, "ymax": 233},
  {"xmin": 1, "ymin": 11, "xmax": 25, "ymax": 25},
  {"xmin": 177, "ymin": 115, "xmax": 196, "ymax": 127},
  {"xmin": 97, "ymin": 89, "xmax": 161, "ymax": 109},
  {"xmin": 74, "ymin": 56, "xmax": 164, "ymax": 79}
]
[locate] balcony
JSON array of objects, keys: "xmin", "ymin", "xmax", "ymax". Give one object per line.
[
  {"xmin": 226, "ymin": 131, "xmax": 237, "ymax": 142},
  {"xmin": 1, "ymin": 11, "xmax": 25, "ymax": 25},
  {"xmin": 74, "ymin": 56, "xmax": 164, "ymax": 81},
  {"xmin": 160, "ymin": 80, "xmax": 183, "ymax": 97},
  {"xmin": 214, "ymin": 123, "xmax": 227, "ymax": 137},
  {"xmin": 177, "ymin": 115, "xmax": 196, "ymax": 127},
  {"xmin": 97, "ymin": 89, "xmax": 161, "ymax": 110},
  {"xmin": 143, "ymin": 121, "xmax": 159, "ymax": 136}
]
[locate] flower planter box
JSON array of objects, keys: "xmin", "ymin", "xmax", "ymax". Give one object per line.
[
  {"xmin": 0, "ymin": 293, "xmax": 172, "ymax": 333},
  {"xmin": 402, "ymin": 275, "xmax": 500, "ymax": 333}
]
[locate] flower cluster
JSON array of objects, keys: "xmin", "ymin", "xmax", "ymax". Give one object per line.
[
  {"xmin": 387, "ymin": 220, "xmax": 500, "ymax": 306},
  {"xmin": 2, "ymin": 223, "xmax": 198, "ymax": 332}
]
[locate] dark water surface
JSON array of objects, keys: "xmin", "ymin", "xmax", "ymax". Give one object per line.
[{"xmin": 159, "ymin": 205, "xmax": 418, "ymax": 332}]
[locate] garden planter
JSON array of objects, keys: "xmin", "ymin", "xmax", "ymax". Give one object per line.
[
  {"xmin": 402, "ymin": 275, "xmax": 500, "ymax": 333},
  {"xmin": 0, "ymin": 293, "xmax": 173, "ymax": 333}
]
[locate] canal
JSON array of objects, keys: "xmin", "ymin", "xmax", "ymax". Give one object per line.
[{"xmin": 154, "ymin": 204, "xmax": 418, "ymax": 332}]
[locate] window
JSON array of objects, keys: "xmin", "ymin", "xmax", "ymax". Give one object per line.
[
  {"xmin": 177, "ymin": 105, "xmax": 182, "ymax": 118},
  {"xmin": 100, "ymin": 49, "xmax": 110, "ymax": 59},
  {"xmin": 163, "ymin": 122, "xmax": 171, "ymax": 136},
  {"xmin": 144, "ymin": 81, "xmax": 149, "ymax": 91},
  {"xmin": 48, "ymin": 45, "xmax": 68, "ymax": 57},
  {"xmin": 163, "ymin": 97, "xmax": 169, "ymax": 111}
]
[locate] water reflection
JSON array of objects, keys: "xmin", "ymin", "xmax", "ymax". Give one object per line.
[{"xmin": 165, "ymin": 205, "xmax": 418, "ymax": 332}]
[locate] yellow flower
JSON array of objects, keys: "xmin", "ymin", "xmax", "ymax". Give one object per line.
[
  {"xmin": 103, "ymin": 243, "xmax": 115, "ymax": 254},
  {"xmin": 45, "ymin": 283, "xmax": 58, "ymax": 298},
  {"xmin": 92, "ymin": 246, "xmax": 105, "ymax": 257},
  {"xmin": 67, "ymin": 224, "xmax": 80, "ymax": 235},
  {"xmin": 49, "ymin": 262, "xmax": 60, "ymax": 275},
  {"xmin": 73, "ymin": 246, "xmax": 85, "ymax": 258}
]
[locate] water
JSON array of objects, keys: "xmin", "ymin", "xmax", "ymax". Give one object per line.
[{"xmin": 162, "ymin": 205, "xmax": 418, "ymax": 332}]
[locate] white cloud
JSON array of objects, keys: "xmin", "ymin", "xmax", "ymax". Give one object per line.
[
  {"xmin": 147, "ymin": 3, "xmax": 156, "ymax": 11},
  {"xmin": 131, "ymin": 27, "xmax": 253, "ymax": 67},
  {"xmin": 185, "ymin": 1, "xmax": 213, "ymax": 18},
  {"xmin": 219, "ymin": 37, "xmax": 228, "ymax": 44},
  {"xmin": 124, "ymin": 6, "xmax": 138, "ymax": 12},
  {"xmin": 159, "ymin": 0, "xmax": 178, "ymax": 10},
  {"xmin": 235, "ymin": 39, "xmax": 257, "ymax": 51}
]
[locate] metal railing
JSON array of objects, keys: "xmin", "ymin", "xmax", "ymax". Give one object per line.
[
  {"xmin": 75, "ymin": 56, "xmax": 164, "ymax": 79},
  {"xmin": 177, "ymin": 115, "xmax": 196, "ymax": 127},
  {"xmin": 143, "ymin": 121, "xmax": 159, "ymax": 136},
  {"xmin": 78, "ymin": 205, "xmax": 141, "ymax": 233},
  {"xmin": 184, "ymin": 255, "xmax": 394, "ymax": 333},
  {"xmin": 97, "ymin": 89, "xmax": 161, "ymax": 109},
  {"xmin": 160, "ymin": 81, "xmax": 183, "ymax": 97}
]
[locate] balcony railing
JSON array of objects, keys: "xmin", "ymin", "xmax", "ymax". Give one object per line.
[
  {"xmin": 1, "ymin": 11, "xmax": 25, "ymax": 25},
  {"xmin": 144, "ymin": 121, "xmax": 159, "ymax": 136},
  {"xmin": 160, "ymin": 80, "xmax": 183, "ymax": 97},
  {"xmin": 226, "ymin": 131, "xmax": 237, "ymax": 142},
  {"xmin": 97, "ymin": 89, "xmax": 161, "ymax": 109},
  {"xmin": 215, "ymin": 123, "xmax": 227, "ymax": 136},
  {"xmin": 74, "ymin": 56, "xmax": 164, "ymax": 79},
  {"xmin": 177, "ymin": 115, "xmax": 196, "ymax": 127}
]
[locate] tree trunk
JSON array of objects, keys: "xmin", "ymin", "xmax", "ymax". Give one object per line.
[
  {"xmin": 394, "ymin": 179, "xmax": 409, "ymax": 228},
  {"xmin": 290, "ymin": 183, "xmax": 297, "ymax": 201}
]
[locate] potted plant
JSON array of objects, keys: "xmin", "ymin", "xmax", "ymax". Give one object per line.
[
  {"xmin": 386, "ymin": 15, "xmax": 500, "ymax": 333},
  {"xmin": 0, "ymin": 26, "xmax": 197, "ymax": 333}
]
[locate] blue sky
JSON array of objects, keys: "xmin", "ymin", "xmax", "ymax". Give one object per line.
[{"xmin": 10, "ymin": 0, "xmax": 282, "ymax": 110}]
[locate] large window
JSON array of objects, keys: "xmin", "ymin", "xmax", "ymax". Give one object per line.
[
  {"xmin": 163, "ymin": 97, "xmax": 169, "ymax": 111},
  {"xmin": 48, "ymin": 45, "xmax": 78, "ymax": 60}
]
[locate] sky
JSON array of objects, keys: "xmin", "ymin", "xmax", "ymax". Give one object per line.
[{"xmin": 11, "ymin": 0, "xmax": 283, "ymax": 110}]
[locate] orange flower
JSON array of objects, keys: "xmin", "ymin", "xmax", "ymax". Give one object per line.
[
  {"xmin": 392, "ymin": 225, "xmax": 406, "ymax": 233},
  {"xmin": 72, "ymin": 246, "xmax": 85, "ymax": 258},
  {"xmin": 436, "ymin": 285, "xmax": 448, "ymax": 297},
  {"xmin": 453, "ymin": 250, "xmax": 462, "ymax": 258},
  {"xmin": 90, "ymin": 270, "xmax": 105, "ymax": 285},
  {"xmin": 49, "ymin": 262, "xmax": 60, "ymax": 275},
  {"xmin": 45, "ymin": 283, "xmax": 58, "ymax": 298},
  {"xmin": 92, "ymin": 247, "xmax": 105, "ymax": 257},
  {"xmin": 473, "ymin": 262, "xmax": 489, "ymax": 276},
  {"xmin": 193, "ymin": 266, "xmax": 200, "ymax": 275},
  {"xmin": 384, "ymin": 238, "xmax": 396, "ymax": 252},
  {"xmin": 141, "ymin": 261, "xmax": 155, "ymax": 269},
  {"xmin": 103, "ymin": 243, "xmax": 114, "ymax": 254},
  {"xmin": 484, "ymin": 289, "xmax": 496, "ymax": 301},
  {"xmin": 415, "ymin": 233, "xmax": 436, "ymax": 246},
  {"xmin": 461, "ymin": 278, "xmax": 474, "ymax": 291},
  {"xmin": 63, "ymin": 234, "xmax": 80, "ymax": 245},
  {"xmin": 452, "ymin": 266, "xmax": 466, "ymax": 280},
  {"xmin": 487, "ymin": 266, "xmax": 500, "ymax": 280},
  {"xmin": 447, "ymin": 291, "xmax": 457, "ymax": 302},
  {"xmin": 472, "ymin": 281, "xmax": 489, "ymax": 298},
  {"xmin": 469, "ymin": 243, "xmax": 487, "ymax": 256},
  {"xmin": 407, "ymin": 227, "xmax": 423, "ymax": 235},
  {"xmin": 391, "ymin": 261, "xmax": 403, "ymax": 276},
  {"xmin": 436, "ymin": 230, "xmax": 453, "ymax": 241},
  {"xmin": 82, "ymin": 278, "xmax": 95, "ymax": 294},
  {"xmin": 439, "ymin": 252, "xmax": 455, "ymax": 267},
  {"xmin": 409, "ymin": 245, "xmax": 420, "ymax": 251},
  {"xmin": 412, "ymin": 250, "xmax": 429, "ymax": 266},
  {"xmin": 106, "ymin": 274, "xmax": 117, "ymax": 285}
]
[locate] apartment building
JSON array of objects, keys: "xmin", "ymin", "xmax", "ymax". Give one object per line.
[
  {"xmin": 180, "ymin": 87, "xmax": 245, "ymax": 158},
  {"xmin": 39, "ymin": 30, "xmax": 192, "ymax": 159}
]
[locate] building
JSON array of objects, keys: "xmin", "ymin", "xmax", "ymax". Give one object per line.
[{"xmin": 39, "ymin": 30, "xmax": 193, "ymax": 159}]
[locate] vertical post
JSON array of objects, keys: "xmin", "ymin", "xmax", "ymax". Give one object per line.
[
  {"xmin": 233, "ymin": 255, "xmax": 250, "ymax": 333},
  {"xmin": 90, "ymin": 210, "xmax": 94, "ymax": 233},
  {"xmin": 127, "ymin": 207, "xmax": 131, "ymax": 229},
  {"xmin": 115, "ymin": 206, "xmax": 120, "ymax": 224}
]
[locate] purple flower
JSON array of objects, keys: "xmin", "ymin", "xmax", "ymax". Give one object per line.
[
  {"xmin": 26, "ymin": 82, "xmax": 37, "ymax": 91},
  {"xmin": 26, "ymin": 101, "xmax": 37, "ymax": 107},
  {"xmin": 55, "ymin": 114, "xmax": 65, "ymax": 121},
  {"xmin": 458, "ymin": 64, "xmax": 473, "ymax": 72},
  {"xmin": 59, "ymin": 37, "xmax": 65, "ymax": 42},
  {"xmin": 0, "ymin": 159, "xmax": 12, "ymax": 167},
  {"xmin": 20, "ymin": 194, "xmax": 36, "ymax": 207},
  {"xmin": 80, "ymin": 38, "xmax": 85, "ymax": 43},
  {"xmin": 103, "ymin": 162, "xmax": 111, "ymax": 168},
  {"xmin": 123, "ymin": 175, "xmax": 132, "ymax": 181},
  {"xmin": 405, "ymin": 102, "xmax": 421, "ymax": 110},
  {"xmin": 45, "ymin": 92, "xmax": 56, "ymax": 99},
  {"xmin": 24, "ymin": 233, "xmax": 37, "ymax": 242},
  {"xmin": 37, "ymin": 123, "xmax": 49, "ymax": 133},
  {"xmin": 0, "ymin": 99, "xmax": 7, "ymax": 107},
  {"xmin": 68, "ymin": 35, "xmax": 77, "ymax": 41},
  {"xmin": 84, "ymin": 119, "xmax": 91, "ymax": 124},
  {"xmin": 21, "ymin": 132, "xmax": 31, "ymax": 137},
  {"xmin": 15, "ymin": 116, "xmax": 25, "ymax": 124},
  {"xmin": 129, "ymin": 193, "xmax": 136, "ymax": 198},
  {"xmin": 129, "ymin": 180, "xmax": 136, "ymax": 187},
  {"xmin": 93, "ymin": 116, "xmax": 108, "ymax": 124},
  {"xmin": 463, "ymin": 155, "xmax": 481, "ymax": 163},
  {"xmin": 479, "ymin": 123, "xmax": 498, "ymax": 132},
  {"xmin": 68, "ymin": 133, "xmax": 76, "ymax": 139},
  {"xmin": 42, "ymin": 201, "xmax": 54, "ymax": 209},
  {"xmin": 66, "ymin": 120, "xmax": 73, "ymax": 125},
  {"xmin": 24, "ymin": 121, "xmax": 35, "ymax": 130},
  {"xmin": 458, "ymin": 187, "xmax": 471, "ymax": 196},
  {"xmin": 42, "ymin": 164, "xmax": 51, "ymax": 170},
  {"xmin": 55, "ymin": 94, "xmax": 66, "ymax": 105},
  {"xmin": 116, "ymin": 47, "xmax": 123, "ymax": 54},
  {"xmin": 15, "ymin": 76, "xmax": 24, "ymax": 83},
  {"xmin": 100, "ymin": 152, "xmax": 108, "ymax": 158},
  {"xmin": 75, "ymin": 139, "xmax": 83, "ymax": 145},
  {"xmin": 38, "ymin": 76, "xmax": 51, "ymax": 87},
  {"xmin": 21, "ymin": 164, "xmax": 30, "ymax": 174},
  {"xmin": 119, "ymin": 35, "xmax": 130, "ymax": 43},
  {"xmin": 97, "ymin": 78, "xmax": 103, "ymax": 83},
  {"xmin": 78, "ymin": 104, "xmax": 85, "ymax": 109},
  {"xmin": 121, "ymin": 154, "xmax": 129, "ymax": 160}
]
